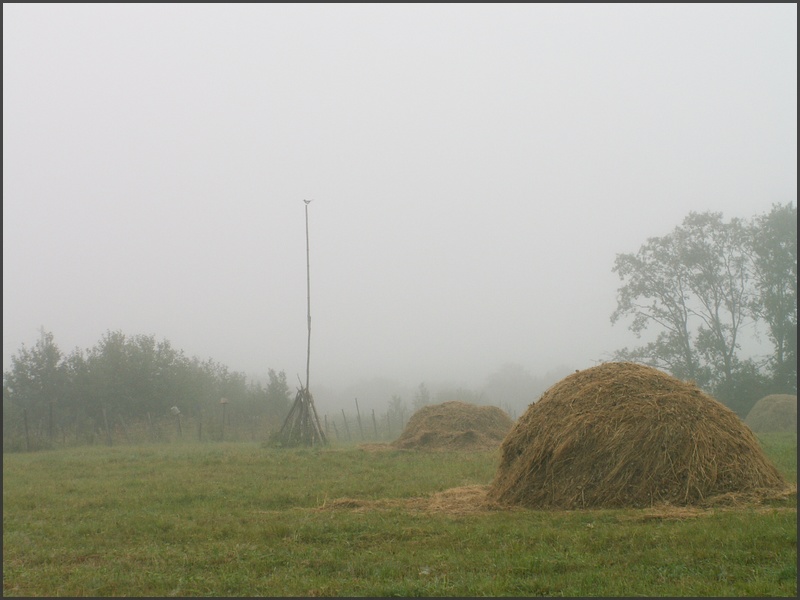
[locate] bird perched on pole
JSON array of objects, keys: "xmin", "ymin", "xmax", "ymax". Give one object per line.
[{"xmin": 303, "ymin": 199, "xmax": 313, "ymax": 204}]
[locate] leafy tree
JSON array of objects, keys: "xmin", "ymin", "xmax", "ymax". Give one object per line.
[
  {"xmin": 182, "ymin": 356, "xmax": 227, "ymax": 417},
  {"xmin": 386, "ymin": 394, "xmax": 407, "ymax": 430},
  {"xmin": 4, "ymin": 327, "xmax": 302, "ymax": 447},
  {"xmin": 244, "ymin": 372, "xmax": 290, "ymax": 434},
  {"xmin": 749, "ymin": 202, "xmax": 797, "ymax": 392},
  {"xmin": 676, "ymin": 212, "xmax": 753, "ymax": 391},
  {"xmin": 712, "ymin": 358, "xmax": 771, "ymax": 417},
  {"xmin": 611, "ymin": 211, "xmax": 762, "ymax": 413},
  {"xmin": 190, "ymin": 359, "xmax": 248, "ymax": 435},
  {"xmin": 611, "ymin": 231, "xmax": 701, "ymax": 382},
  {"xmin": 215, "ymin": 364, "xmax": 248, "ymax": 407},
  {"xmin": 80, "ymin": 331, "xmax": 193, "ymax": 421},
  {"xmin": 61, "ymin": 347, "xmax": 97, "ymax": 433},
  {"xmin": 2, "ymin": 329, "xmax": 66, "ymax": 440},
  {"xmin": 264, "ymin": 368, "xmax": 292, "ymax": 420},
  {"xmin": 82, "ymin": 330, "xmax": 135, "ymax": 420}
]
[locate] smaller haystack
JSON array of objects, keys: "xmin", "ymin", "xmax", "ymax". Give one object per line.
[
  {"xmin": 745, "ymin": 394, "xmax": 797, "ymax": 433},
  {"xmin": 392, "ymin": 401, "xmax": 513, "ymax": 451},
  {"xmin": 489, "ymin": 362, "xmax": 788, "ymax": 509}
]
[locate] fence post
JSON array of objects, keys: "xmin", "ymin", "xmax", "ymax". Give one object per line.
[
  {"xmin": 102, "ymin": 408, "xmax": 113, "ymax": 446},
  {"xmin": 23, "ymin": 408, "xmax": 30, "ymax": 452},
  {"xmin": 355, "ymin": 398, "xmax": 364, "ymax": 440},
  {"xmin": 220, "ymin": 398, "xmax": 229, "ymax": 441},
  {"xmin": 341, "ymin": 409, "xmax": 351, "ymax": 441},
  {"xmin": 117, "ymin": 414, "xmax": 131, "ymax": 443}
]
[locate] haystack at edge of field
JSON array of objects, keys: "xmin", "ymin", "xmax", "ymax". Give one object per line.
[
  {"xmin": 391, "ymin": 401, "xmax": 514, "ymax": 451},
  {"xmin": 745, "ymin": 394, "xmax": 797, "ymax": 433},
  {"xmin": 488, "ymin": 362, "xmax": 789, "ymax": 509}
]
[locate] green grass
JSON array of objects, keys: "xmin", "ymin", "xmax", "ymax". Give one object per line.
[
  {"xmin": 757, "ymin": 432, "xmax": 797, "ymax": 484},
  {"xmin": 3, "ymin": 434, "xmax": 796, "ymax": 597}
]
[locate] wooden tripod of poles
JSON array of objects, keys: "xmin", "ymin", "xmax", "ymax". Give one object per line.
[{"xmin": 277, "ymin": 200, "xmax": 327, "ymax": 447}]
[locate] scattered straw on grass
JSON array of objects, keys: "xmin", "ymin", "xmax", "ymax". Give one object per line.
[
  {"xmin": 315, "ymin": 485, "xmax": 495, "ymax": 516},
  {"xmin": 313, "ymin": 483, "xmax": 796, "ymax": 517}
]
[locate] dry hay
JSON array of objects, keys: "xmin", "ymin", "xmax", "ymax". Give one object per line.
[
  {"xmin": 745, "ymin": 394, "xmax": 797, "ymax": 433},
  {"xmin": 488, "ymin": 362, "xmax": 789, "ymax": 510},
  {"xmin": 424, "ymin": 485, "xmax": 494, "ymax": 514},
  {"xmin": 316, "ymin": 485, "xmax": 495, "ymax": 515},
  {"xmin": 616, "ymin": 501, "xmax": 797, "ymax": 522},
  {"xmin": 356, "ymin": 443, "xmax": 394, "ymax": 452},
  {"xmin": 313, "ymin": 485, "xmax": 795, "ymax": 518},
  {"xmin": 391, "ymin": 401, "xmax": 514, "ymax": 451}
]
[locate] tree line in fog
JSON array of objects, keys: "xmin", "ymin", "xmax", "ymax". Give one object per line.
[
  {"xmin": 3, "ymin": 203, "xmax": 795, "ymax": 449},
  {"xmin": 2, "ymin": 330, "xmax": 293, "ymax": 450}
]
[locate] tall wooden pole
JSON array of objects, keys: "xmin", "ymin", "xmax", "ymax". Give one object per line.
[
  {"xmin": 305, "ymin": 201, "xmax": 311, "ymax": 392},
  {"xmin": 304, "ymin": 200, "xmax": 327, "ymax": 445},
  {"xmin": 275, "ymin": 200, "xmax": 327, "ymax": 447}
]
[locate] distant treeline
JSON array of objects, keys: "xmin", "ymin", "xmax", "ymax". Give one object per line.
[
  {"xmin": 1, "ymin": 327, "xmax": 564, "ymax": 452},
  {"xmin": 4, "ymin": 204, "xmax": 795, "ymax": 451},
  {"xmin": 2, "ymin": 330, "xmax": 292, "ymax": 451}
]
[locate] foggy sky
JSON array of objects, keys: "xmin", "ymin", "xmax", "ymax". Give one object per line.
[{"xmin": 3, "ymin": 4, "xmax": 797, "ymax": 402}]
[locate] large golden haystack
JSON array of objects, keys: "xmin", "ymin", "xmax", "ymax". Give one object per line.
[
  {"xmin": 392, "ymin": 401, "xmax": 513, "ymax": 451},
  {"xmin": 745, "ymin": 394, "xmax": 797, "ymax": 433},
  {"xmin": 488, "ymin": 362, "xmax": 788, "ymax": 509}
]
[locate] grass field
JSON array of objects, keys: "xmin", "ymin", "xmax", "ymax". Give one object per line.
[{"xmin": 3, "ymin": 433, "xmax": 796, "ymax": 597}]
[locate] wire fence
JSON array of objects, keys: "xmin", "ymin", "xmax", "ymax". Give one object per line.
[{"xmin": 2, "ymin": 401, "xmax": 410, "ymax": 453}]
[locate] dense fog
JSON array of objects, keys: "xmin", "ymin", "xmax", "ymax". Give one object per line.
[{"xmin": 3, "ymin": 4, "xmax": 796, "ymax": 417}]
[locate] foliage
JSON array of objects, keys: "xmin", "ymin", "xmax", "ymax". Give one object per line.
[
  {"xmin": 2, "ymin": 329, "xmax": 66, "ymax": 446},
  {"xmin": 612, "ymin": 205, "xmax": 797, "ymax": 415},
  {"xmin": 243, "ymin": 368, "xmax": 292, "ymax": 430},
  {"xmin": 749, "ymin": 203, "xmax": 797, "ymax": 392},
  {"xmin": 386, "ymin": 394, "xmax": 408, "ymax": 433},
  {"xmin": 3, "ymin": 329, "xmax": 255, "ymax": 450}
]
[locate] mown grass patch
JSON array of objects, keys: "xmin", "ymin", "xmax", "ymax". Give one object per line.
[{"xmin": 3, "ymin": 434, "xmax": 796, "ymax": 596}]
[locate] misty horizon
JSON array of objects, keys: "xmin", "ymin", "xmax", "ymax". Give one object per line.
[{"xmin": 4, "ymin": 4, "xmax": 796, "ymax": 413}]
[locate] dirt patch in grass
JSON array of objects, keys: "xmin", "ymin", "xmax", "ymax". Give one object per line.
[
  {"xmin": 745, "ymin": 394, "xmax": 797, "ymax": 433},
  {"xmin": 390, "ymin": 401, "xmax": 514, "ymax": 451},
  {"xmin": 487, "ymin": 362, "xmax": 791, "ymax": 510}
]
